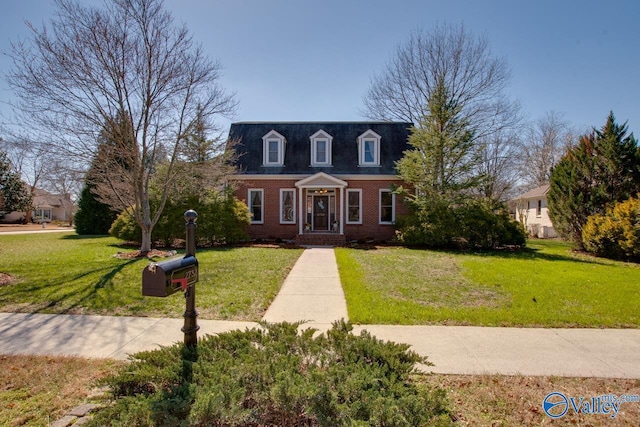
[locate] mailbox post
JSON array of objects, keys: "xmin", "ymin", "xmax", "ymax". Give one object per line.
[
  {"xmin": 182, "ymin": 210, "xmax": 199, "ymax": 347},
  {"xmin": 141, "ymin": 210, "xmax": 200, "ymax": 348}
]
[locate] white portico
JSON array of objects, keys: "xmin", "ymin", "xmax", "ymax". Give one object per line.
[{"xmin": 295, "ymin": 172, "xmax": 348, "ymax": 235}]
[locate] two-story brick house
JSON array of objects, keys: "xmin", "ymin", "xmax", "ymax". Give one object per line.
[{"xmin": 228, "ymin": 122, "xmax": 412, "ymax": 244}]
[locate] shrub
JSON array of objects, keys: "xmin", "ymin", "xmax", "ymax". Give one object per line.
[
  {"xmin": 197, "ymin": 191, "xmax": 250, "ymax": 246},
  {"xmin": 109, "ymin": 191, "xmax": 250, "ymax": 247},
  {"xmin": 582, "ymin": 196, "xmax": 640, "ymax": 260},
  {"xmin": 396, "ymin": 199, "xmax": 526, "ymax": 250},
  {"xmin": 109, "ymin": 211, "xmax": 140, "ymax": 243},
  {"xmin": 88, "ymin": 321, "xmax": 451, "ymax": 426}
]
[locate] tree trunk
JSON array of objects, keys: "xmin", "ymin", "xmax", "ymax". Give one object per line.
[{"xmin": 140, "ymin": 228, "xmax": 152, "ymax": 254}]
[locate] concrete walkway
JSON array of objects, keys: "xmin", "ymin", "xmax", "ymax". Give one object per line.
[
  {"xmin": 262, "ymin": 247, "xmax": 348, "ymax": 330},
  {"xmin": 1, "ymin": 247, "xmax": 639, "ymax": 378}
]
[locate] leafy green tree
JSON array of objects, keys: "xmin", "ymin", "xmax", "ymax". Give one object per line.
[
  {"xmin": 548, "ymin": 112, "xmax": 640, "ymax": 248},
  {"xmin": 0, "ymin": 150, "xmax": 32, "ymax": 216}
]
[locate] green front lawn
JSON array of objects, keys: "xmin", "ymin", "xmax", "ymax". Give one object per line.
[
  {"xmin": 0, "ymin": 233, "xmax": 303, "ymax": 320},
  {"xmin": 336, "ymin": 240, "xmax": 640, "ymax": 327}
]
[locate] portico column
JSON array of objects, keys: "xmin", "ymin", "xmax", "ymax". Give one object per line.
[
  {"xmin": 339, "ymin": 186, "xmax": 344, "ymax": 235},
  {"xmin": 298, "ymin": 186, "xmax": 304, "ymax": 235}
]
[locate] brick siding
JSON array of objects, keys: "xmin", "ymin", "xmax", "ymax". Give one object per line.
[{"xmin": 233, "ymin": 177, "xmax": 409, "ymax": 242}]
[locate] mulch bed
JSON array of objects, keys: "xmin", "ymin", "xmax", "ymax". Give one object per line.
[
  {"xmin": 114, "ymin": 250, "xmax": 177, "ymax": 259},
  {"xmin": 0, "ymin": 273, "xmax": 14, "ymax": 286}
]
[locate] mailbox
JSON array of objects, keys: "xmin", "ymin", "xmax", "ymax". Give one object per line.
[{"xmin": 142, "ymin": 255, "xmax": 198, "ymax": 297}]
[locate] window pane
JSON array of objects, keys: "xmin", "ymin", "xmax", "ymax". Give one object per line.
[
  {"xmin": 380, "ymin": 191, "xmax": 393, "ymax": 223},
  {"xmin": 282, "ymin": 190, "xmax": 294, "ymax": 222},
  {"xmin": 364, "ymin": 140, "xmax": 375, "ymax": 163},
  {"xmin": 316, "ymin": 140, "xmax": 326, "ymax": 163},
  {"xmin": 268, "ymin": 140, "xmax": 279, "ymax": 163},
  {"xmin": 348, "ymin": 191, "xmax": 360, "ymax": 222},
  {"xmin": 251, "ymin": 191, "xmax": 262, "ymax": 222}
]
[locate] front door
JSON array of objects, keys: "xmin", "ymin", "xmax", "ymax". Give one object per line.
[{"xmin": 313, "ymin": 195, "xmax": 329, "ymax": 231}]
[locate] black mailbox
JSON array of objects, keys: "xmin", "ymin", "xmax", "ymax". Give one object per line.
[{"xmin": 142, "ymin": 255, "xmax": 198, "ymax": 297}]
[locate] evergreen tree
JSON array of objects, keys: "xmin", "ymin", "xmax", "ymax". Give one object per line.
[
  {"xmin": 0, "ymin": 150, "xmax": 32, "ymax": 216},
  {"xmin": 397, "ymin": 80, "xmax": 479, "ymax": 202},
  {"xmin": 74, "ymin": 183, "xmax": 117, "ymax": 234},
  {"xmin": 173, "ymin": 104, "xmax": 236, "ymax": 201},
  {"xmin": 548, "ymin": 112, "xmax": 640, "ymax": 248},
  {"xmin": 394, "ymin": 81, "xmax": 524, "ymax": 249},
  {"xmin": 74, "ymin": 116, "xmax": 132, "ymax": 235},
  {"xmin": 181, "ymin": 105, "xmax": 218, "ymax": 164}
]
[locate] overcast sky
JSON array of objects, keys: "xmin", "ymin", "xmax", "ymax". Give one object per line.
[{"xmin": 1, "ymin": 0, "xmax": 639, "ymax": 135}]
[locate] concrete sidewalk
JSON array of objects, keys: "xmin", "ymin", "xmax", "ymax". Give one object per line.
[
  {"xmin": 0, "ymin": 312, "xmax": 256, "ymax": 360},
  {"xmin": 1, "ymin": 312, "xmax": 639, "ymax": 378},
  {"xmin": 1, "ymin": 246, "xmax": 639, "ymax": 378}
]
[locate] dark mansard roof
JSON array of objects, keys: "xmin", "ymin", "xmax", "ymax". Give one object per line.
[{"xmin": 228, "ymin": 121, "xmax": 412, "ymax": 175}]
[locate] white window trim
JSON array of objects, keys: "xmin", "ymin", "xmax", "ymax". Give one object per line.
[
  {"xmin": 280, "ymin": 188, "xmax": 296, "ymax": 224},
  {"xmin": 248, "ymin": 188, "xmax": 264, "ymax": 224},
  {"xmin": 379, "ymin": 189, "xmax": 395, "ymax": 224},
  {"xmin": 262, "ymin": 130, "xmax": 286, "ymax": 166},
  {"xmin": 346, "ymin": 189, "xmax": 362, "ymax": 224},
  {"xmin": 357, "ymin": 130, "xmax": 381, "ymax": 167},
  {"xmin": 309, "ymin": 129, "xmax": 333, "ymax": 166}
]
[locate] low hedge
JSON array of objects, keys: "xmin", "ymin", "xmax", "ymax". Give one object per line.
[
  {"xmin": 88, "ymin": 321, "xmax": 451, "ymax": 426},
  {"xmin": 396, "ymin": 199, "xmax": 526, "ymax": 250}
]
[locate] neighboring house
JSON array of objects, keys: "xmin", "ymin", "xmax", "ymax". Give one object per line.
[
  {"xmin": 228, "ymin": 122, "xmax": 412, "ymax": 244},
  {"xmin": 0, "ymin": 188, "xmax": 76, "ymax": 224},
  {"xmin": 513, "ymin": 184, "xmax": 557, "ymax": 238}
]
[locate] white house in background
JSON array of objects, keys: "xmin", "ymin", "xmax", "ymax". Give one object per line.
[
  {"xmin": 513, "ymin": 184, "xmax": 557, "ymax": 238},
  {"xmin": 0, "ymin": 188, "xmax": 75, "ymax": 224}
]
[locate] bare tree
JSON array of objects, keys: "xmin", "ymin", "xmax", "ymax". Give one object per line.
[
  {"xmin": 362, "ymin": 23, "xmax": 521, "ymax": 140},
  {"xmin": 474, "ymin": 130, "xmax": 522, "ymax": 203},
  {"xmin": 44, "ymin": 159, "xmax": 83, "ymax": 200},
  {"xmin": 0, "ymin": 135, "xmax": 52, "ymax": 222},
  {"xmin": 6, "ymin": 0, "xmax": 236, "ymax": 252},
  {"xmin": 518, "ymin": 111, "xmax": 575, "ymax": 189}
]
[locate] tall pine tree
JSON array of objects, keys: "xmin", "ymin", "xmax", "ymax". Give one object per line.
[
  {"xmin": 74, "ymin": 115, "xmax": 133, "ymax": 235},
  {"xmin": 74, "ymin": 183, "xmax": 117, "ymax": 234},
  {"xmin": 548, "ymin": 112, "xmax": 640, "ymax": 248},
  {"xmin": 397, "ymin": 79, "xmax": 479, "ymax": 201}
]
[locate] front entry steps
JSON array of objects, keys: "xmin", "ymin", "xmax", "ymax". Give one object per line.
[{"xmin": 295, "ymin": 233, "xmax": 346, "ymax": 247}]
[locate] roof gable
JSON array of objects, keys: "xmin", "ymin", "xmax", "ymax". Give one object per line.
[
  {"xmin": 296, "ymin": 172, "xmax": 348, "ymax": 188},
  {"xmin": 515, "ymin": 184, "xmax": 550, "ymax": 200}
]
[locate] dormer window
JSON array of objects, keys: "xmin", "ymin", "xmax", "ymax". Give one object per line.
[
  {"xmin": 357, "ymin": 130, "xmax": 381, "ymax": 167},
  {"xmin": 262, "ymin": 130, "xmax": 286, "ymax": 166},
  {"xmin": 309, "ymin": 129, "xmax": 333, "ymax": 166}
]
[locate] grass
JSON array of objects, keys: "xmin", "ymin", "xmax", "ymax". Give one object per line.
[
  {"xmin": 0, "ymin": 355, "xmax": 123, "ymax": 427},
  {"xmin": 1, "ymin": 354, "xmax": 637, "ymax": 426},
  {"xmin": 336, "ymin": 239, "xmax": 640, "ymax": 327},
  {"xmin": 0, "ymin": 233, "xmax": 303, "ymax": 320},
  {"xmin": 419, "ymin": 373, "xmax": 640, "ymax": 426}
]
